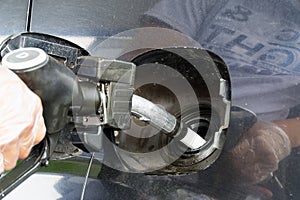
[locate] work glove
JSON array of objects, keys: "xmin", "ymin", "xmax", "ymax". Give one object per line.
[
  {"xmin": 228, "ymin": 120, "xmax": 291, "ymax": 185},
  {"xmin": 215, "ymin": 120, "xmax": 291, "ymax": 199},
  {"xmin": 0, "ymin": 66, "xmax": 46, "ymax": 173}
]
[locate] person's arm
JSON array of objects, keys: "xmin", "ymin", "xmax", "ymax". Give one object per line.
[{"xmin": 0, "ymin": 66, "xmax": 46, "ymax": 173}]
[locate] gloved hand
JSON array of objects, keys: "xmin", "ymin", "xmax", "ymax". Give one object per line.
[
  {"xmin": 0, "ymin": 66, "xmax": 46, "ymax": 173},
  {"xmin": 228, "ymin": 120, "xmax": 291, "ymax": 185},
  {"xmin": 205, "ymin": 120, "xmax": 291, "ymax": 199}
]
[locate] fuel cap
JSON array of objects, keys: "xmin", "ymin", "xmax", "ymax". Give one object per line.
[{"xmin": 2, "ymin": 47, "xmax": 49, "ymax": 72}]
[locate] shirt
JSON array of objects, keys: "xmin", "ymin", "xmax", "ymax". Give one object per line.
[{"xmin": 144, "ymin": 0, "xmax": 300, "ymax": 120}]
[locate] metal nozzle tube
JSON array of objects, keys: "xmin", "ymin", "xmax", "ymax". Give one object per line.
[{"xmin": 131, "ymin": 94, "xmax": 206, "ymax": 149}]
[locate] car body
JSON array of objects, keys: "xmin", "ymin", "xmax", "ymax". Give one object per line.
[{"xmin": 1, "ymin": 1, "xmax": 300, "ymax": 200}]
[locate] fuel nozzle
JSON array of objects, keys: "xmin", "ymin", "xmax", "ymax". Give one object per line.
[{"xmin": 1, "ymin": 47, "xmax": 84, "ymax": 134}]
